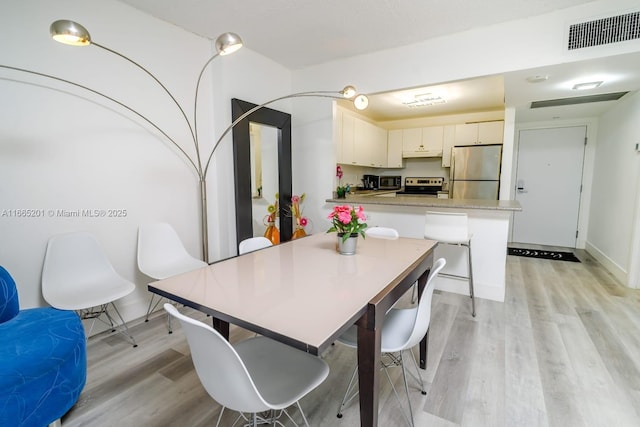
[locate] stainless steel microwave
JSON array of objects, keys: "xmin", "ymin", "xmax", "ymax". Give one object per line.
[{"xmin": 379, "ymin": 176, "xmax": 402, "ymax": 190}]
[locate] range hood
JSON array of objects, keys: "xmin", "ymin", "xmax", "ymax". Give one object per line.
[{"xmin": 402, "ymin": 149, "xmax": 443, "ymax": 158}]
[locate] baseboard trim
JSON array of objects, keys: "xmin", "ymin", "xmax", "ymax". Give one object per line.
[{"xmin": 584, "ymin": 241, "xmax": 629, "ymax": 287}]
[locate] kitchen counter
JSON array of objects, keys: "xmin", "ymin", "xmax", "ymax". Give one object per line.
[
  {"xmin": 327, "ymin": 193, "xmax": 521, "ymax": 211},
  {"xmin": 325, "ymin": 193, "xmax": 521, "ymax": 303}
]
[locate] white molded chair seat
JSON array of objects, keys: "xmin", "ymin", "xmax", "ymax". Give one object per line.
[
  {"xmin": 137, "ymin": 222, "xmax": 207, "ymax": 331},
  {"xmin": 365, "ymin": 226, "xmax": 400, "ymax": 239},
  {"xmin": 365, "ymin": 226, "xmax": 419, "ymax": 303},
  {"xmin": 238, "ymin": 236, "xmax": 273, "ymax": 254},
  {"xmin": 336, "ymin": 258, "xmax": 447, "ymax": 426},
  {"xmin": 164, "ymin": 304, "xmax": 329, "ymax": 426},
  {"xmin": 423, "ymin": 211, "xmax": 472, "ymax": 244},
  {"xmin": 42, "ymin": 231, "xmax": 137, "ymax": 346},
  {"xmin": 424, "ymin": 211, "xmax": 475, "ymax": 317},
  {"xmin": 137, "ymin": 222, "xmax": 207, "ymax": 279}
]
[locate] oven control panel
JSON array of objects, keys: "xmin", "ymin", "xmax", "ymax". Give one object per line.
[{"xmin": 405, "ymin": 177, "xmax": 444, "ymax": 187}]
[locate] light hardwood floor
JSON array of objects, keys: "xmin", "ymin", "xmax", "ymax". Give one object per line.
[{"xmin": 62, "ymin": 248, "xmax": 640, "ymax": 426}]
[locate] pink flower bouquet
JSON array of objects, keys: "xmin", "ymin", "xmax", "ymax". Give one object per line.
[{"xmin": 327, "ymin": 205, "xmax": 368, "ymax": 242}]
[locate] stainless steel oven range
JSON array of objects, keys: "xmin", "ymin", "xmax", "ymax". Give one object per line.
[{"xmin": 396, "ymin": 177, "xmax": 444, "ymax": 197}]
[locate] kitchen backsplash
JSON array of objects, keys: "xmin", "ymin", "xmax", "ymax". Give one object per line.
[{"xmin": 339, "ymin": 158, "xmax": 450, "ymax": 188}]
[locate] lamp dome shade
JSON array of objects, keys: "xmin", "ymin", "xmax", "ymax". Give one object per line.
[
  {"xmin": 341, "ymin": 86, "xmax": 356, "ymax": 99},
  {"xmin": 215, "ymin": 32, "xmax": 243, "ymax": 55},
  {"xmin": 354, "ymin": 94, "xmax": 369, "ymax": 110},
  {"xmin": 50, "ymin": 20, "xmax": 91, "ymax": 46}
]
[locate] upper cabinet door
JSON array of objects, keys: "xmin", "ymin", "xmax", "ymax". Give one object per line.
[
  {"xmin": 454, "ymin": 121, "xmax": 504, "ymax": 146},
  {"xmin": 421, "ymin": 126, "xmax": 444, "ymax": 152},
  {"xmin": 477, "ymin": 121, "xmax": 504, "ymax": 145},
  {"xmin": 454, "ymin": 123, "xmax": 479, "ymax": 146},
  {"xmin": 441, "ymin": 125, "xmax": 456, "ymax": 167},
  {"xmin": 341, "ymin": 114, "xmax": 356, "ymax": 163},
  {"xmin": 401, "ymin": 128, "xmax": 423, "ymax": 151},
  {"xmin": 387, "ymin": 130, "xmax": 403, "ymax": 168}
]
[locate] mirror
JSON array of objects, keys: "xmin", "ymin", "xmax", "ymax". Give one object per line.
[
  {"xmin": 249, "ymin": 122, "xmax": 279, "ymax": 236},
  {"xmin": 232, "ymin": 98, "xmax": 292, "ymax": 246}
]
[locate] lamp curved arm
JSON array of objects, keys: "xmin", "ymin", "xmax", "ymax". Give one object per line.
[
  {"xmin": 91, "ymin": 42, "xmax": 200, "ymax": 170},
  {"xmin": 192, "ymin": 52, "xmax": 221, "ymax": 169},
  {"xmin": 0, "ymin": 64, "xmax": 201, "ymax": 175},
  {"xmin": 203, "ymin": 91, "xmax": 350, "ymax": 178}
]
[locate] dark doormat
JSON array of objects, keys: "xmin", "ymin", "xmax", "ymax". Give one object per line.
[{"xmin": 507, "ymin": 247, "xmax": 581, "ymax": 262}]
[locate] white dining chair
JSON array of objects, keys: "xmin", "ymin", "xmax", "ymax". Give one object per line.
[
  {"xmin": 238, "ymin": 236, "xmax": 273, "ymax": 254},
  {"xmin": 365, "ymin": 226, "xmax": 420, "ymax": 304},
  {"xmin": 364, "ymin": 226, "xmax": 400, "ymax": 239},
  {"xmin": 137, "ymin": 222, "xmax": 208, "ymax": 333},
  {"xmin": 42, "ymin": 231, "xmax": 137, "ymax": 346},
  {"xmin": 335, "ymin": 258, "xmax": 446, "ymax": 426},
  {"xmin": 424, "ymin": 211, "xmax": 475, "ymax": 317},
  {"xmin": 163, "ymin": 304, "xmax": 329, "ymax": 426}
]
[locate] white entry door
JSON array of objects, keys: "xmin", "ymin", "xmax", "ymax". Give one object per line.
[{"xmin": 512, "ymin": 126, "xmax": 586, "ymax": 248}]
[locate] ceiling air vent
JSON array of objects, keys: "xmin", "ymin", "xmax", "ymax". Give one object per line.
[
  {"xmin": 568, "ymin": 11, "xmax": 640, "ymax": 50},
  {"xmin": 530, "ymin": 92, "xmax": 628, "ymax": 109}
]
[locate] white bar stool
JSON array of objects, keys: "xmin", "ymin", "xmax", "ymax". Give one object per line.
[{"xmin": 424, "ymin": 211, "xmax": 476, "ymax": 317}]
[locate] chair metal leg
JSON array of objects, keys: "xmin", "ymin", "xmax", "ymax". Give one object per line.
[
  {"xmin": 145, "ymin": 294, "xmax": 160, "ymax": 321},
  {"xmin": 336, "ymin": 363, "xmax": 359, "ymax": 418},
  {"xmin": 215, "ymin": 407, "xmax": 226, "ymax": 427},
  {"xmin": 408, "ymin": 348, "xmax": 426, "ymax": 394},
  {"xmin": 107, "ymin": 302, "xmax": 138, "ymax": 347},
  {"xmin": 465, "ymin": 242, "xmax": 476, "ymax": 317}
]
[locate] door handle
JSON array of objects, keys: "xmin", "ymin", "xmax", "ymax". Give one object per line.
[{"xmin": 516, "ymin": 179, "xmax": 527, "ymax": 193}]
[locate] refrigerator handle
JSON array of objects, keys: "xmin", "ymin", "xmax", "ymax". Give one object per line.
[{"xmin": 450, "ymin": 149, "xmax": 455, "ymax": 180}]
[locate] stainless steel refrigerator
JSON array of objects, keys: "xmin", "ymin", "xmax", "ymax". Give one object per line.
[{"xmin": 450, "ymin": 144, "xmax": 502, "ymax": 200}]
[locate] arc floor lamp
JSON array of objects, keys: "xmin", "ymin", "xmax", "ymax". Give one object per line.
[{"xmin": 1, "ymin": 19, "xmax": 368, "ymax": 262}]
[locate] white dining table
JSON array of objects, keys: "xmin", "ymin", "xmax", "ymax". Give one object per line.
[{"xmin": 149, "ymin": 232, "xmax": 437, "ymax": 426}]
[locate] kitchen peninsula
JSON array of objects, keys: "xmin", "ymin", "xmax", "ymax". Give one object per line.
[{"xmin": 326, "ymin": 193, "xmax": 522, "ymax": 303}]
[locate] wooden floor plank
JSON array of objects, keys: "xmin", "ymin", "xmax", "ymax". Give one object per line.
[{"xmin": 423, "ymin": 309, "xmax": 478, "ymax": 424}]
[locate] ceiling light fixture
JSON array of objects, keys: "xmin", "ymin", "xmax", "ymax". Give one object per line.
[
  {"xmin": 526, "ymin": 75, "xmax": 549, "ymax": 83},
  {"xmin": 402, "ymin": 93, "xmax": 446, "ymax": 108},
  {"xmin": 572, "ymin": 81, "xmax": 603, "ymax": 90}
]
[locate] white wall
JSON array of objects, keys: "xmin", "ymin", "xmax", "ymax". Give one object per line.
[
  {"xmin": 0, "ymin": 0, "xmax": 292, "ymax": 326},
  {"xmin": 586, "ymin": 90, "xmax": 640, "ymax": 287}
]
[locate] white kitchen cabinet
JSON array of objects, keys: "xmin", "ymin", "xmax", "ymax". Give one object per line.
[
  {"xmin": 340, "ymin": 113, "xmax": 356, "ymax": 164},
  {"xmin": 478, "ymin": 121, "xmax": 504, "ymax": 144},
  {"xmin": 402, "ymin": 126, "xmax": 444, "ymax": 157},
  {"xmin": 401, "ymin": 128, "xmax": 423, "ymax": 152},
  {"xmin": 454, "ymin": 121, "xmax": 504, "ymax": 146},
  {"xmin": 354, "ymin": 117, "xmax": 386, "ymax": 167},
  {"xmin": 371, "ymin": 125, "xmax": 388, "ymax": 167},
  {"xmin": 441, "ymin": 125, "xmax": 456, "ymax": 167},
  {"xmin": 421, "ymin": 126, "xmax": 444, "ymax": 151},
  {"xmin": 387, "ymin": 130, "xmax": 403, "ymax": 168},
  {"xmin": 337, "ymin": 111, "xmax": 388, "ymax": 167}
]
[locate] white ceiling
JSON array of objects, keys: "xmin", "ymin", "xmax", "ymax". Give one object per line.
[{"xmin": 120, "ymin": 0, "xmax": 640, "ymax": 123}]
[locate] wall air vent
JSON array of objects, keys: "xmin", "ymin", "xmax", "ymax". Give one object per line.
[
  {"xmin": 530, "ymin": 92, "xmax": 628, "ymax": 109},
  {"xmin": 568, "ymin": 11, "xmax": 640, "ymax": 50}
]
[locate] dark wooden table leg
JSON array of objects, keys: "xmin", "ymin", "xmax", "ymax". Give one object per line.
[
  {"xmin": 212, "ymin": 317, "xmax": 230, "ymax": 340},
  {"xmin": 358, "ymin": 308, "xmax": 382, "ymax": 427}
]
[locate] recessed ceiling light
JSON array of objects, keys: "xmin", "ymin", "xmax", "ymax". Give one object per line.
[
  {"xmin": 526, "ymin": 75, "xmax": 549, "ymax": 83},
  {"xmin": 572, "ymin": 81, "xmax": 603, "ymax": 90}
]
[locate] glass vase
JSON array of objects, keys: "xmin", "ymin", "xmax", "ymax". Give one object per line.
[
  {"xmin": 292, "ymin": 227, "xmax": 307, "ymax": 240},
  {"xmin": 264, "ymin": 222, "xmax": 280, "ymax": 245}
]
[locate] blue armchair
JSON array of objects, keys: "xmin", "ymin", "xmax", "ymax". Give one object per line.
[{"xmin": 0, "ymin": 266, "xmax": 86, "ymax": 427}]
